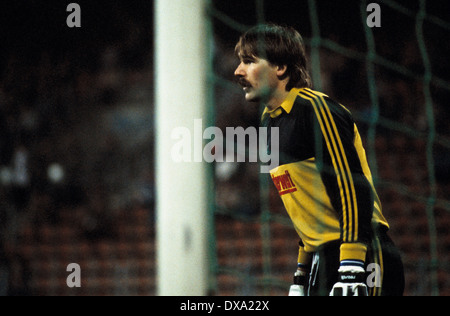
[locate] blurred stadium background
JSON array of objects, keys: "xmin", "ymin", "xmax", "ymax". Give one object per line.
[{"xmin": 0, "ymin": 0, "xmax": 449, "ymax": 296}]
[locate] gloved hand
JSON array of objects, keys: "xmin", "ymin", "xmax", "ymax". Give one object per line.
[
  {"xmin": 329, "ymin": 265, "xmax": 368, "ymax": 296},
  {"xmin": 289, "ymin": 269, "xmax": 308, "ymax": 296}
]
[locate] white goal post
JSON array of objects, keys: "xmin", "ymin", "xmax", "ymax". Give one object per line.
[{"xmin": 155, "ymin": 0, "xmax": 209, "ymax": 296}]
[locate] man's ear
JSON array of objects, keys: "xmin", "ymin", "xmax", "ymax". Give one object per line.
[{"xmin": 276, "ymin": 65, "xmax": 288, "ymax": 78}]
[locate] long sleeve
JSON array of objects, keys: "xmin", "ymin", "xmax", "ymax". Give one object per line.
[{"xmin": 298, "ymin": 89, "xmax": 374, "ymax": 262}]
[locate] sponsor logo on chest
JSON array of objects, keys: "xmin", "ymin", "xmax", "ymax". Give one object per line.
[{"xmin": 271, "ymin": 170, "xmax": 297, "ymax": 196}]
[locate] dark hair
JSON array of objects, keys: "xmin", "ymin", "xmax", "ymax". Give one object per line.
[{"xmin": 235, "ymin": 24, "xmax": 312, "ymax": 90}]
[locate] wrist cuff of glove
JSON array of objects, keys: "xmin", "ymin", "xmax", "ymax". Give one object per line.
[
  {"xmin": 338, "ymin": 271, "xmax": 366, "ymax": 283},
  {"xmin": 293, "ymin": 270, "xmax": 308, "ymax": 286},
  {"xmin": 338, "ymin": 262, "xmax": 366, "ymax": 283}
]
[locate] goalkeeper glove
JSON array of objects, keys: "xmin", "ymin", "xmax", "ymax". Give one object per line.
[
  {"xmin": 290, "ymin": 243, "xmax": 312, "ymax": 296},
  {"xmin": 330, "ymin": 262, "xmax": 368, "ymax": 296}
]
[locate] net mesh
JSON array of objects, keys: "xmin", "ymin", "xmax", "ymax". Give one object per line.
[{"xmin": 209, "ymin": 0, "xmax": 450, "ymax": 296}]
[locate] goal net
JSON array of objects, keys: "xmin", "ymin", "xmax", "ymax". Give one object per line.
[{"xmin": 207, "ymin": 0, "xmax": 450, "ymax": 296}]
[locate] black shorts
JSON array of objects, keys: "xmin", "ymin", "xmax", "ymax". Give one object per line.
[{"xmin": 307, "ymin": 226, "xmax": 405, "ymax": 296}]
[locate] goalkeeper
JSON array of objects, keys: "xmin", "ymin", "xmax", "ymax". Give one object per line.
[{"xmin": 234, "ymin": 24, "xmax": 405, "ymax": 296}]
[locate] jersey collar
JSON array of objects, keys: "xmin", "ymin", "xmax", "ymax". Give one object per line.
[{"xmin": 261, "ymin": 88, "xmax": 302, "ymax": 120}]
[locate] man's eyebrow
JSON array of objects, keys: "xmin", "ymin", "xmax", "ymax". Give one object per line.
[{"xmin": 239, "ymin": 52, "xmax": 257, "ymax": 61}]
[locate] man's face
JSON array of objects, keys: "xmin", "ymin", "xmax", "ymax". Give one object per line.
[{"xmin": 234, "ymin": 54, "xmax": 280, "ymax": 103}]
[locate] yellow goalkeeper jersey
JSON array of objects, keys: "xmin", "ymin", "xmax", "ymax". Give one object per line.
[{"xmin": 262, "ymin": 88, "xmax": 389, "ymax": 262}]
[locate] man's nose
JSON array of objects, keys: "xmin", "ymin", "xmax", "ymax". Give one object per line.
[{"xmin": 234, "ymin": 62, "xmax": 245, "ymax": 77}]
